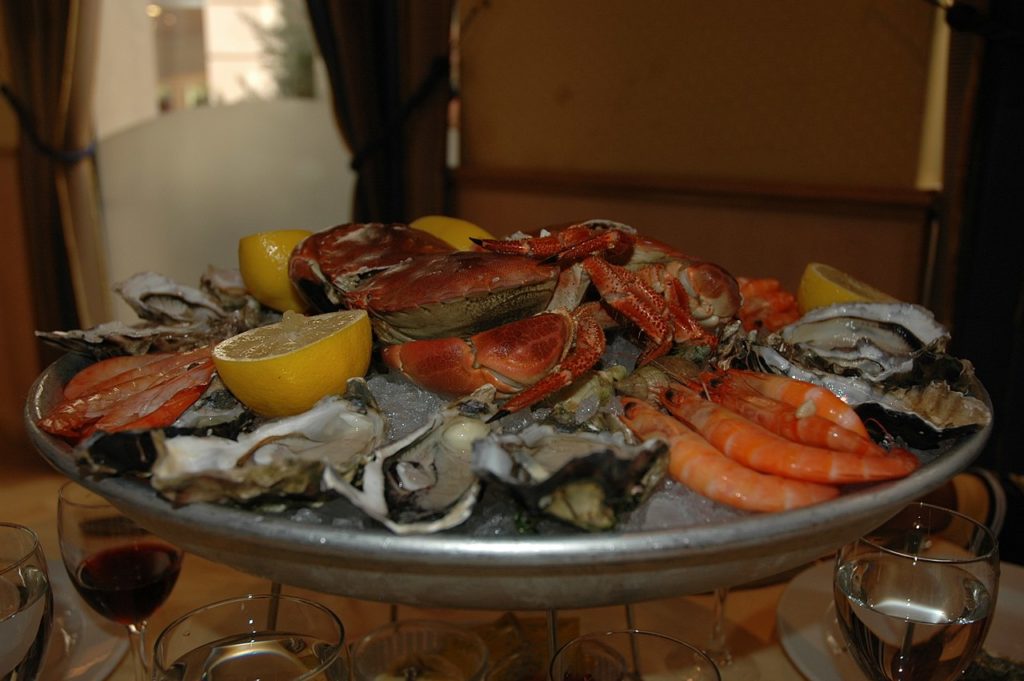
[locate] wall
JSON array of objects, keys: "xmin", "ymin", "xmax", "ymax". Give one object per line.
[
  {"xmin": 454, "ymin": 1, "xmax": 941, "ymax": 300},
  {"xmin": 94, "ymin": 0, "xmax": 160, "ymax": 140}
]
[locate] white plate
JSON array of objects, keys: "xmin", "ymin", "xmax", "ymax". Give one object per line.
[
  {"xmin": 776, "ymin": 559, "xmax": 1024, "ymax": 680},
  {"xmin": 40, "ymin": 560, "xmax": 128, "ymax": 681}
]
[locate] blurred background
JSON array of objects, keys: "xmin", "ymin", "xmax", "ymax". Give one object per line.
[{"xmin": 1, "ymin": 0, "xmax": 1020, "ymax": 479}]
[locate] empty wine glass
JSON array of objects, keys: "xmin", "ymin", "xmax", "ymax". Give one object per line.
[
  {"xmin": 351, "ymin": 619, "xmax": 488, "ymax": 681},
  {"xmin": 152, "ymin": 593, "xmax": 346, "ymax": 680},
  {"xmin": 704, "ymin": 587, "xmax": 759, "ymax": 681},
  {"xmin": 549, "ymin": 629, "xmax": 720, "ymax": 681},
  {"xmin": 833, "ymin": 502, "xmax": 999, "ymax": 681},
  {"xmin": 0, "ymin": 523, "xmax": 53, "ymax": 681},
  {"xmin": 57, "ymin": 482, "xmax": 183, "ymax": 681}
]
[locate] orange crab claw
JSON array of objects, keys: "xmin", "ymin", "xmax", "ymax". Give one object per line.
[
  {"xmin": 496, "ymin": 303, "xmax": 607, "ymax": 416},
  {"xmin": 381, "ymin": 311, "xmax": 577, "ymax": 398},
  {"xmin": 383, "ymin": 305, "xmax": 608, "ymax": 418}
]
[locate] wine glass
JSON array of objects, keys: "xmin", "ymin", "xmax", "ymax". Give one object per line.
[
  {"xmin": 549, "ymin": 629, "xmax": 720, "ymax": 681},
  {"xmin": 57, "ymin": 482, "xmax": 183, "ymax": 681},
  {"xmin": 350, "ymin": 619, "xmax": 489, "ymax": 681},
  {"xmin": 0, "ymin": 523, "xmax": 53, "ymax": 681},
  {"xmin": 703, "ymin": 587, "xmax": 759, "ymax": 681},
  {"xmin": 833, "ymin": 501, "xmax": 999, "ymax": 681},
  {"xmin": 152, "ymin": 593, "xmax": 346, "ymax": 680}
]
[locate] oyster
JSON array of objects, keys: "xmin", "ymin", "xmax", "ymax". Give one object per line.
[
  {"xmin": 146, "ymin": 379, "xmax": 387, "ymax": 505},
  {"xmin": 37, "ymin": 271, "xmax": 273, "ymax": 358},
  {"xmin": 473, "ymin": 422, "xmax": 667, "ymax": 531},
  {"xmin": 116, "ymin": 271, "xmax": 227, "ymax": 323},
  {"xmin": 778, "ymin": 302, "xmax": 949, "ymax": 382},
  {"xmin": 323, "ymin": 386, "xmax": 499, "ymax": 535},
  {"xmin": 747, "ymin": 302, "xmax": 991, "ymax": 448}
]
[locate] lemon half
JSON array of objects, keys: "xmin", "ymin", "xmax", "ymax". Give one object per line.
[
  {"xmin": 410, "ymin": 215, "xmax": 495, "ymax": 250},
  {"xmin": 796, "ymin": 262, "xmax": 899, "ymax": 314},
  {"xmin": 238, "ymin": 229, "xmax": 312, "ymax": 312},
  {"xmin": 213, "ymin": 310, "xmax": 372, "ymax": 417}
]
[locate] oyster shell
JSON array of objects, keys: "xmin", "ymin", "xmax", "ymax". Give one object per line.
[
  {"xmin": 115, "ymin": 271, "xmax": 227, "ymax": 323},
  {"xmin": 37, "ymin": 271, "xmax": 273, "ymax": 358},
  {"xmin": 745, "ymin": 302, "xmax": 991, "ymax": 448},
  {"xmin": 147, "ymin": 379, "xmax": 387, "ymax": 505},
  {"xmin": 473, "ymin": 423, "xmax": 667, "ymax": 531},
  {"xmin": 323, "ymin": 386, "xmax": 499, "ymax": 535},
  {"xmin": 779, "ymin": 302, "xmax": 949, "ymax": 382}
]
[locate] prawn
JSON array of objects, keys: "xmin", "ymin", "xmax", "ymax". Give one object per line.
[
  {"xmin": 704, "ymin": 378, "xmax": 887, "ymax": 457},
  {"xmin": 621, "ymin": 397, "xmax": 839, "ymax": 512},
  {"xmin": 660, "ymin": 385, "xmax": 919, "ymax": 484},
  {"xmin": 717, "ymin": 369, "xmax": 869, "ymax": 438}
]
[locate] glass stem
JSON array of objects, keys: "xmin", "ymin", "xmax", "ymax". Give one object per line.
[
  {"xmin": 708, "ymin": 587, "xmax": 734, "ymax": 667},
  {"xmin": 126, "ymin": 621, "xmax": 150, "ymax": 681}
]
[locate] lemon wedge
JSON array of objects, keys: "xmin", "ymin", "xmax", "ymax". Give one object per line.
[
  {"xmin": 410, "ymin": 215, "xmax": 495, "ymax": 250},
  {"xmin": 213, "ymin": 310, "xmax": 372, "ymax": 417},
  {"xmin": 796, "ymin": 262, "xmax": 899, "ymax": 314},
  {"xmin": 238, "ymin": 229, "xmax": 312, "ymax": 312}
]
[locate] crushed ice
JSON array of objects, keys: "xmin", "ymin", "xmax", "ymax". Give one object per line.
[{"xmin": 279, "ymin": 338, "xmax": 744, "ymax": 534}]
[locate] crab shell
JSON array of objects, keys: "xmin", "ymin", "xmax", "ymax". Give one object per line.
[
  {"xmin": 289, "ymin": 223, "xmax": 564, "ymax": 344},
  {"xmin": 350, "ymin": 251, "xmax": 562, "ymax": 343},
  {"xmin": 289, "ymin": 223, "xmax": 453, "ymax": 311}
]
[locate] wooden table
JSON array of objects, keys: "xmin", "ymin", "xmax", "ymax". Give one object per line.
[{"xmin": 4, "ymin": 458, "xmax": 809, "ymax": 680}]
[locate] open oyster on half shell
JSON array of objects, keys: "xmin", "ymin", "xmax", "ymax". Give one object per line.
[
  {"xmin": 323, "ymin": 386, "xmax": 500, "ymax": 535},
  {"xmin": 145, "ymin": 378, "xmax": 387, "ymax": 505},
  {"xmin": 473, "ymin": 422, "xmax": 668, "ymax": 531},
  {"xmin": 36, "ymin": 270, "xmax": 272, "ymax": 358},
  {"xmin": 751, "ymin": 302, "xmax": 991, "ymax": 448}
]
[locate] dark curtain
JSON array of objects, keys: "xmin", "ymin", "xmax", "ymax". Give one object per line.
[
  {"xmin": 949, "ymin": 0, "xmax": 1024, "ymax": 477},
  {"xmin": 1, "ymin": 0, "xmax": 107, "ymax": 353},
  {"xmin": 305, "ymin": 0, "xmax": 454, "ymax": 223}
]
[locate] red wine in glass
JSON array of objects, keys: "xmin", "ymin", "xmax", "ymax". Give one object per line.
[
  {"xmin": 71, "ymin": 542, "xmax": 182, "ymax": 625},
  {"xmin": 58, "ymin": 482, "xmax": 184, "ymax": 681}
]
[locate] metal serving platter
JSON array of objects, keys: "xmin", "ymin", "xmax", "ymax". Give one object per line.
[{"xmin": 26, "ymin": 353, "xmax": 991, "ymax": 611}]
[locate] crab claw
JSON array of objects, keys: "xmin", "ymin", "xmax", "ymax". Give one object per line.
[
  {"xmin": 382, "ymin": 305, "xmax": 606, "ymax": 416},
  {"xmin": 381, "ymin": 311, "xmax": 576, "ymax": 397}
]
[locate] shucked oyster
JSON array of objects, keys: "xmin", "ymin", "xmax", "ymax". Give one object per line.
[
  {"xmin": 323, "ymin": 386, "xmax": 499, "ymax": 535},
  {"xmin": 778, "ymin": 302, "xmax": 948, "ymax": 382},
  {"xmin": 37, "ymin": 271, "xmax": 272, "ymax": 358},
  {"xmin": 148, "ymin": 379, "xmax": 386, "ymax": 505},
  {"xmin": 473, "ymin": 423, "xmax": 667, "ymax": 531},
  {"xmin": 752, "ymin": 303, "xmax": 990, "ymax": 447}
]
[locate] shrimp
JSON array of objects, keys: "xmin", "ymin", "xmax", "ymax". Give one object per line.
[
  {"xmin": 718, "ymin": 369, "xmax": 869, "ymax": 438},
  {"xmin": 620, "ymin": 397, "xmax": 839, "ymax": 512},
  {"xmin": 660, "ymin": 385, "xmax": 919, "ymax": 484},
  {"xmin": 704, "ymin": 379, "xmax": 887, "ymax": 457}
]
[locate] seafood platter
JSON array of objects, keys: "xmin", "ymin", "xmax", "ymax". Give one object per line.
[{"xmin": 25, "ymin": 220, "xmax": 992, "ymax": 610}]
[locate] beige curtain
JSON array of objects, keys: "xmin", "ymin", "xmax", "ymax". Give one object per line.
[{"xmin": 2, "ymin": 0, "xmax": 107, "ymax": 349}]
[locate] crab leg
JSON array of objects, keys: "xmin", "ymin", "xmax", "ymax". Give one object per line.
[
  {"xmin": 659, "ymin": 384, "xmax": 919, "ymax": 484},
  {"xmin": 621, "ymin": 397, "xmax": 839, "ymax": 512},
  {"xmin": 584, "ymin": 257, "xmax": 716, "ymax": 363},
  {"xmin": 473, "ymin": 221, "xmax": 636, "ymax": 263}
]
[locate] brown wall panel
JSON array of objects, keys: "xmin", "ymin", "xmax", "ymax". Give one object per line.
[{"xmin": 458, "ymin": 1, "xmax": 936, "ymax": 189}]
